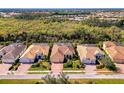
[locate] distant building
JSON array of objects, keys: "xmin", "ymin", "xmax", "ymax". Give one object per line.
[
  {"xmin": 77, "ymin": 44, "xmax": 104, "ymax": 65},
  {"xmin": 20, "ymin": 43, "xmax": 50, "ymax": 64}
]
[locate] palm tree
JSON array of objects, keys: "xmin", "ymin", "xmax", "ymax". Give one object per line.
[{"xmin": 40, "ymin": 73, "xmax": 70, "ymax": 84}]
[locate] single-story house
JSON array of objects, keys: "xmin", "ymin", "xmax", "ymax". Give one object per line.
[
  {"xmin": 103, "ymin": 41, "xmax": 124, "ymax": 64},
  {"xmin": 1, "ymin": 43, "xmax": 26, "ymax": 64},
  {"xmin": 77, "ymin": 44, "xmax": 104, "ymax": 65},
  {"xmin": 0, "ymin": 45, "xmax": 4, "ymax": 58},
  {"xmin": 50, "ymin": 43, "xmax": 75, "ymax": 73},
  {"xmin": 19, "ymin": 43, "xmax": 50, "ymax": 64},
  {"xmin": 103, "ymin": 41, "xmax": 116, "ymax": 50},
  {"xmin": 50, "ymin": 43, "xmax": 75, "ymax": 63}
]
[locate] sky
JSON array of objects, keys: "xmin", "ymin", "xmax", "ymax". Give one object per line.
[{"xmin": 0, "ymin": 0, "xmax": 123, "ymax": 8}]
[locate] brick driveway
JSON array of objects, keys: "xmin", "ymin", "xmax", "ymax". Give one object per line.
[
  {"xmin": 51, "ymin": 63, "xmax": 63, "ymax": 74},
  {"xmin": 115, "ymin": 64, "xmax": 124, "ymax": 73},
  {"xmin": 85, "ymin": 65, "xmax": 96, "ymax": 74},
  {"xmin": 0, "ymin": 64, "xmax": 11, "ymax": 75},
  {"xmin": 15, "ymin": 64, "xmax": 31, "ymax": 75}
]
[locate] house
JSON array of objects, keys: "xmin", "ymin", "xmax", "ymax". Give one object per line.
[
  {"xmin": 20, "ymin": 43, "xmax": 50, "ymax": 64},
  {"xmin": 50, "ymin": 43, "xmax": 75, "ymax": 73},
  {"xmin": 50, "ymin": 43, "xmax": 75, "ymax": 63},
  {"xmin": 77, "ymin": 44, "xmax": 104, "ymax": 65},
  {"xmin": 0, "ymin": 43, "xmax": 26, "ymax": 64},
  {"xmin": 103, "ymin": 41, "xmax": 116, "ymax": 50},
  {"xmin": 0, "ymin": 45, "xmax": 4, "ymax": 58},
  {"xmin": 103, "ymin": 41, "xmax": 124, "ymax": 63}
]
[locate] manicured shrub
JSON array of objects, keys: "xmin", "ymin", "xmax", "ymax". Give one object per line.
[
  {"xmin": 96, "ymin": 64, "xmax": 105, "ymax": 69},
  {"xmin": 99, "ymin": 55, "xmax": 117, "ymax": 71}
]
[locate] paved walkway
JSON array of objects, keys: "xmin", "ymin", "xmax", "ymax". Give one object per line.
[{"xmin": 1, "ymin": 74, "xmax": 124, "ymax": 79}]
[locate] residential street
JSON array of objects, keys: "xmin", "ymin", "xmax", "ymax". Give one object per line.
[{"xmin": 1, "ymin": 74, "xmax": 124, "ymax": 79}]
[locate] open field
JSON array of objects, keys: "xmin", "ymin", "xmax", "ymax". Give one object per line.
[{"xmin": 1, "ymin": 79, "xmax": 124, "ymax": 84}]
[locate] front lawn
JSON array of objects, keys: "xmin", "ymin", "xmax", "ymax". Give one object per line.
[
  {"xmin": 64, "ymin": 72, "xmax": 84, "ymax": 74},
  {"xmin": 27, "ymin": 72, "xmax": 49, "ymax": 74},
  {"xmin": 29, "ymin": 60, "xmax": 50, "ymax": 71}
]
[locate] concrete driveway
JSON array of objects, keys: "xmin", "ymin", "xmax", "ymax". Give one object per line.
[
  {"xmin": 0, "ymin": 64, "xmax": 11, "ymax": 75},
  {"xmin": 15, "ymin": 64, "xmax": 31, "ymax": 75},
  {"xmin": 85, "ymin": 65, "xmax": 96, "ymax": 74},
  {"xmin": 115, "ymin": 64, "xmax": 124, "ymax": 73},
  {"xmin": 51, "ymin": 63, "xmax": 63, "ymax": 74}
]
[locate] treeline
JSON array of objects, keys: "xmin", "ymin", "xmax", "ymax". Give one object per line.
[
  {"xmin": 14, "ymin": 13, "xmax": 52, "ymax": 20},
  {"xmin": 0, "ymin": 17, "xmax": 124, "ymax": 45},
  {"xmin": 81, "ymin": 18, "xmax": 124, "ymax": 27},
  {"xmin": 14, "ymin": 13, "xmax": 124, "ymax": 27}
]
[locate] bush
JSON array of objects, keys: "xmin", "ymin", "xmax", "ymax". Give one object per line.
[
  {"xmin": 72, "ymin": 60, "xmax": 81, "ymax": 69},
  {"xmin": 96, "ymin": 64, "xmax": 105, "ymax": 69},
  {"xmin": 31, "ymin": 63, "xmax": 40, "ymax": 68},
  {"xmin": 106, "ymin": 63, "xmax": 117, "ymax": 71},
  {"xmin": 0, "ymin": 60, "xmax": 2, "ymax": 64},
  {"xmin": 99, "ymin": 55, "xmax": 117, "ymax": 71},
  {"xmin": 64, "ymin": 60, "xmax": 73, "ymax": 68},
  {"xmin": 41, "ymin": 61, "xmax": 50, "ymax": 69}
]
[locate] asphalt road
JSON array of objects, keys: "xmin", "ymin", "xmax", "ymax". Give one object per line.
[{"xmin": 1, "ymin": 74, "xmax": 124, "ymax": 79}]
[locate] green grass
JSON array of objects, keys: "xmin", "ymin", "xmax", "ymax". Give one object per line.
[
  {"xmin": 70, "ymin": 79, "xmax": 124, "ymax": 84},
  {"xmin": 63, "ymin": 59, "xmax": 84, "ymax": 70},
  {"xmin": 63, "ymin": 68, "xmax": 84, "ymax": 70},
  {"xmin": 29, "ymin": 61, "xmax": 50, "ymax": 71},
  {"xmin": 27, "ymin": 72, "xmax": 49, "ymax": 74},
  {"xmin": 64, "ymin": 72, "xmax": 84, "ymax": 74},
  {"xmin": 0, "ymin": 79, "xmax": 42, "ymax": 84},
  {"xmin": 1, "ymin": 79, "xmax": 124, "ymax": 84}
]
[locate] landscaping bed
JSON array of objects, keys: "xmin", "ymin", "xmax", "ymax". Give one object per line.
[
  {"xmin": 96, "ymin": 54, "xmax": 117, "ymax": 71},
  {"xmin": 63, "ymin": 59, "xmax": 84, "ymax": 70},
  {"xmin": 29, "ymin": 60, "xmax": 51, "ymax": 71},
  {"xmin": 9, "ymin": 61, "xmax": 20, "ymax": 71},
  {"xmin": 27, "ymin": 72, "xmax": 49, "ymax": 74},
  {"xmin": 0, "ymin": 60, "xmax": 2, "ymax": 64}
]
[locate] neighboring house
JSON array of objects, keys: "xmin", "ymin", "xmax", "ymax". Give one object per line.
[
  {"xmin": 20, "ymin": 43, "xmax": 50, "ymax": 64},
  {"xmin": 0, "ymin": 45, "xmax": 4, "ymax": 58},
  {"xmin": 77, "ymin": 44, "xmax": 104, "ymax": 65},
  {"xmin": 0, "ymin": 43, "xmax": 26, "ymax": 64},
  {"xmin": 50, "ymin": 43, "xmax": 75, "ymax": 73},
  {"xmin": 103, "ymin": 41, "xmax": 116, "ymax": 50},
  {"xmin": 103, "ymin": 41, "xmax": 124, "ymax": 64}
]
